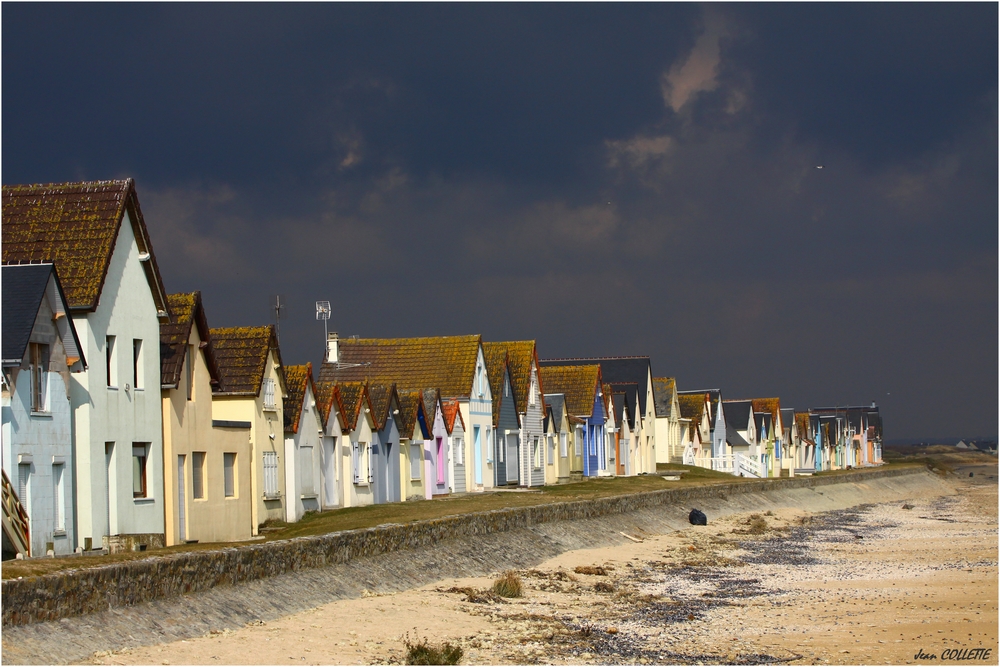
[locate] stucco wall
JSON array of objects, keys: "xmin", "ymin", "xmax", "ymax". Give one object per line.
[{"xmin": 1, "ymin": 466, "xmax": 927, "ymax": 627}]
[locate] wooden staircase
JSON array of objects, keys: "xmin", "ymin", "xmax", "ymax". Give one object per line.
[{"xmin": 2, "ymin": 468, "xmax": 30, "ymax": 559}]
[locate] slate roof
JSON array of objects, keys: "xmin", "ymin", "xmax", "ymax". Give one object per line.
[
  {"xmin": 2, "ymin": 179, "xmax": 170, "ymax": 319},
  {"xmin": 210, "ymin": 325, "xmax": 284, "ymax": 396},
  {"xmin": 754, "ymin": 412, "xmax": 773, "ymax": 439},
  {"xmin": 541, "ymin": 356, "xmax": 651, "ymax": 415},
  {"xmin": 319, "ymin": 335, "xmax": 481, "ymax": 399},
  {"xmin": 726, "ymin": 424, "xmax": 752, "ymax": 449},
  {"xmin": 538, "ymin": 365, "xmax": 602, "ymax": 419},
  {"xmin": 652, "ymin": 377, "xmax": 676, "ymax": 418},
  {"xmin": 486, "ymin": 341, "xmax": 543, "ymax": 415},
  {"xmin": 482, "ymin": 342, "xmax": 509, "ymax": 427},
  {"xmin": 160, "ymin": 292, "xmax": 221, "ymax": 390},
  {"xmin": 1, "ymin": 263, "xmax": 84, "ymax": 368},
  {"xmin": 780, "ymin": 408, "xmax": 795, "ymax": 434},
  {"xmin": 613, "ymin": 391, "xmax": 632, "ymax": 431},
  {"xmin": 723, "ymin": 400, "xmax": 753, "ymax": 430},
  {"xmin": 545, "ymin": 394, "xmax": 566, "ymax": 432}
]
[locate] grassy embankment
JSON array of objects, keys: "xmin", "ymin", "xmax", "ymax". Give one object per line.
[{"xmin": 2, "ymin": 456, "xmax": 946, "ymax": 581}]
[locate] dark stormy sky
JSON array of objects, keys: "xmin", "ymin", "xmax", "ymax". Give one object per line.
[{"xmin": 4, "ymin": 4, "xmax": 997, "ymax": 440}]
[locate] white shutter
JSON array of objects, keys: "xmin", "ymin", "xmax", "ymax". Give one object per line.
[{"xmin": 352, "ymin": 442, "xmax": 360, "ymax": 484}]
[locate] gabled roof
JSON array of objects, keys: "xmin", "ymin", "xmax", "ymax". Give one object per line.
[
  {"xmin": 754, "ymin": 411, "xmax": 773, "ymax": 439},
  {"xmin": 315, "ymin": 380, "xmax": 341, "ymax": 431},
  {"xmin": 2, "ymin": 179, "xmax": 170, "ymax": 320},
  {"xmin": 486, "ymin": 341, "xmax": 544, "ymax": 416},
  {"xmin": 422, "ymin": 388, "xmax": 442, "ymax": 428},
  {"xmin": 442, "ymin": 398, "xmax": 464, "ymax": 434},
  {"xmin": 602, "ymin": 383, "xmax": 614, "ymax": 424},
  {"xmin": 1, "ymin": 263, "xmax": 85, "ymax": 369},
  {"xmin": 397, "ymin": 389, "xmax": 427, "ymax": 439},
  {"xmin": 678, "ymin": 394, "xmax": 707, "ymax": 424},
  {"xmin": 210, "ymin": 325, "xmax": 284, "ymax": 397},
  {"xmin": 652, "ymin": 377, "xmax": 676, "ymax": 418},
  {"xmin": 780, "ymin": 408, "xmax": 795, "ymax": 433},
  {"xmin": 482, "ymin": 342, "xmax": 509, "ymax": 427},
  {"xmin": 367, "ymin": 383, "xmax": 397, "ymax": 432},
  {"xmin": 545, "ymin": 393, "xmax": 566, "ymax": 432},
  {"xmin": 795, "ymin": 412, "xmax": 813, "ymax": 443},
  {"xmin": 283, "ymin": 363, "xmax": 315, "ymax": 434},
  {"xmin": 319, "ymin": 335, "xmax": 482, "ymax": 399},
  {"xmin": 722, "ymin": 400, "xmax": 753, "ymax": 430},
  {"xmin": 335, "ymin": 381, "xmax": 370, "ymax": 432},
  {"xmin": 726, "ymin": 424, "xmax": 752, "ymax": 448},
  {"xmin": 160, "ymin": 292, "xmax": 221, "ymax": 390},
  {"xmin": 613, "ymin": 391, "xmax": 634, "ymax": 431},
  {"xmin": 680, "ymin": 388, "xmax": 722, "ymax": 423},
  {"xmin": 538, "ymin": 365, "xmax": 602, "ymax": 419},
  {"xmin": 541, "ymin": 356, "xmax": 651, "ymax": 415},
  {"xmin": 751, "ymin": 398, "xmax": 781, "ymax": 430}
]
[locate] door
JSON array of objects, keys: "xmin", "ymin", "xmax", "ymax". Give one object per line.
[
  {"xmin": 474, "ymin": 426, "xmax": 482, "ymax": 486},
  {"xmin": 177, "ymin": 455, "xmax": 186, "ymax": 542},
  {"xmin": 104, "ymin": 443, "xmax": 114, "ymax": 539},
  {"xmin": 371, "ymin": 442, "xmax": 384, "ymax": 504},
  {"xmin": 323, "ymin": 437, "xmax": 337, "ymax": 507},
  {"xmin": 506, "ymin": 433, "xmax": 519, "ymax": 483}
]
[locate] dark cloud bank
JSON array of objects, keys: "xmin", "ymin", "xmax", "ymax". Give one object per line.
[{"xmin": 3, "ymin": 4, "xmax": 996, "ymax": 440}]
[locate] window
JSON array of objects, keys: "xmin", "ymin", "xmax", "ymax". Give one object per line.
[
  {"xmin": 132, "ymin": 444, "xmax": 148, "ymax": 498},
  {"xmin": 533, "ymin": 437, "xmax": 541, "ymax": 469},
  {"xmin": 352, "ymin": 441, "xmax": 361, "ymax": 484},
  {"xmin": 548, "ymin": 435, "xmax": 555, "ymax": 464},
  {"xmin": 17, "ymin": 463, "xmax": 30, "ymax": 515},
  {"xmin": 436, "ymin": 438, "xmax": 446, "ymax": 485},
  {"xmin": 486, "ymin": 428, "xmax": 492, "ymax": 463},
  {"xmin": 529, "ymin": 379, "xmax": 536, "ymax": 406},
  {"xmin": 53, "ymin": 463, "xmax": 65, "ymax": 531},
  {"xmin": 192, "ymin": 452, "xmax": 206, "ymax": 499},
  {"xmin": 574, "ymin": 428, "xmax": 582, "ymax": 456},
  {"xmin": 185, "ymin": 345, "xmax": 194, "ymax": 401},
  {"xmin": 367, "ymin": 443, "xmax": 374, "ymax": 484},
  {"xmin": 498, "ymin": 431, "xmax": 504, "ymax": 463},
  {"xmin": 106, "ymin": 336, "xmax": 117, "ymax": 387},
  {"xmin": 262, "ymin": 378, "xmax": 276, "ymax": 410},
  {"xmin": 456, "ymin": 434, "xmax": 464, "ymax": 465},
  {"xmin": 132, "ymin": 339, "xmax": 143, "ymax": 389},
  {"xmin": 223, "ymin": 453, "xmax": 236, "ymax": 497},
  {"xmin": 29, "ymin": 342, "xmax": 49, "ymax": 412},
  {"xmin": 301, "ymin": 445, "xmax": 315, "ymax": 495},
  {"xmin": 263, "ymin": 451, "xmax": 279, "ymax": 496},
  {"xmin": 410, "ymin": 444, "xmax": 422, "ymax": 480},
  {"xmin": 560, "ymin": 433, "xmax": 568, "ymax": 458},
  {"xmin": 590, "ymin": 427, "xmax": 597, "ymax": 456}
]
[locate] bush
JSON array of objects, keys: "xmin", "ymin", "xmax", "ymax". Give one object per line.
[
  {"xmin": 747, "ymin": 515, "xmax": 768, "ymax": 535},
  {"xmin": 491, "ymin": 570, "xmax": 523, "ymax": 598},
  {"xmin": 404, "ymin": 633, "xmax": 464, "ymax": 665},
  {"xmin": 574, "ymin": 565, "xmax": 608, "ymax": 576}
]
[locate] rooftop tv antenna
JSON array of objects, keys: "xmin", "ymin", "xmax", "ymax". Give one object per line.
[
  {"xmin": 316, "ymin": 300, "xmax": 332, "ymax": 353},
  {"xmin": 273, "ymin": 295, "xmax": 285, "ymax": 343}
]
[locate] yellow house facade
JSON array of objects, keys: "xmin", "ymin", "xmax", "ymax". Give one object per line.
[
  {"xmin": 210, "ymin": 325, "xmax": 287, "ymax": 531},
  {"xmin": 161, "ymin": 292, "xmax": 252, "ymax": 546}
]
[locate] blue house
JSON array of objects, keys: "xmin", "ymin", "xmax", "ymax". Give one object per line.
[{"xmin": 538, "ymin": 364, "xmax": 605, "ymax": 478}]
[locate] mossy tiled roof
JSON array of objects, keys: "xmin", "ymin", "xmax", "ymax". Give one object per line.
[
  {"xmin": 319, "ymin": 335, "xmax": 481, "ymax": 399},
  {"xmin": 2, "ymin": 179, "xmax": 169, "ymax": 318},
  {"xmin": 283, "ymin": 363, "xmax": 314, "ymax": 434},
  {"xmin": 538, "ymin": 365, "xmax": 601, "ymax": 419},
  {"xmin": 678, "ymin": 394, "xmax": 707, "ymax": 427},
  {"xmin": 397, "ymin": 389, "xmax": 426, "ymax": 439},
  {"xmin": 210, "ymin": 325, "xmax": 283, "ymax": 397},
  {"xmin": 315, "ymin": 380, "xmax": 340, "ymax": 431},
  {"xmin": 160, "ymin": 292, "xmax": 220, "ymax": 390},
  {"xmin": 367, "ymin": 383, "xmax": 396, "ymax": 432},
  {"xmin": 482, "ymin": 342, "xmax": 509, "ymax": 427},
  {"xmin": 335, "ymin": 381, "xmax": 369, "ymax": 432},
  {"xmin": 751, "ymin": 398, "xmax": 781, "ymax": 430},
  {"xmin": 795, "ymin": 412, "xmax": 812, "ymax": 440},
  {"xmin": 652, "ymin": 377, "xmax": 676, "ymax": 418},
  {"xmin": 486, "ymin": 341, "xmax": 542, "ymax": 416},
  {"xmin": 422, "ymin": 389, "xmax": 441, "ymax": 430}
]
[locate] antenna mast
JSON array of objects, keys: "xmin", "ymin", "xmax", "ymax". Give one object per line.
[
  {"xmin": 316, "ymin": 300, "xmax": 331, "ymax": 358},
  {"xmin": 273, "ymin": 295, "xmax": 285, "ymax": 343}
]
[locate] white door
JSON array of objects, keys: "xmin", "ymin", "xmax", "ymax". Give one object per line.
[
  {"xmin": 177, "ymin": 455, "xmax": 186, "ymax": 542},
  {"xmin": 324, "ymin": 437, "xmax": 338, "ymax": 507},
  {"xmin": 506, "ymin": 434, "xmax": 519, "ymax": 483}
]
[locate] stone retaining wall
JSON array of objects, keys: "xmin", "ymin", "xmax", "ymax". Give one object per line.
[{"xmin": 2, "ymin": 466, "xmax": 925, "ymax": 627}]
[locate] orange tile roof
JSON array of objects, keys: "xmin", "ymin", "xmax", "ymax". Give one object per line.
[
  {"xmin": 160, "ymin": 292, "xmax": 221, "ymax": 390},
  {"xmin": 335, "ymin": 381, "xmax": 369, "ymax": 432},
  {"xmin": 2, "ymin": 179, "xmax": 169, "ymax": 318},
  {"xmin": 442, "ymin": 398, "xmax": 464, "ymax": 434},
  {"xmin": 751, "ymin": 397, "xmax": 782, "ymax": 428},
  {"xmin": 210, "ymin": 325, "xmax": 283, "ymax": 396},
  {"xmin": 283, "ymin": 363, "xmax": 314, "ymax": 434},
  {"xmin": 318, "ymin": 335, "xmax": 481, "ymax": 399},
  {"xmin": 367, "ymin": 383, "xmax": 397, "ymax": 432},
  {"xmin": 538, "ymin": 365, "xmax": 602, "ymax": 419},
  {"xmin": 396, "ymin": 389, "xmax": 426, "ymax": 438}
]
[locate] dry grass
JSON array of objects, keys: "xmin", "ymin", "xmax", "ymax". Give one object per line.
[
  {"xmin": 573, "ymin": 565, "xmax": 608, "ymax": 576},
  {"xmin": 491, "ymin": 570, "xmax": 523, "ymax": 598},
  {"xmin": 403, "ymin": 633, "xmax": 464, "ymax": 665}
]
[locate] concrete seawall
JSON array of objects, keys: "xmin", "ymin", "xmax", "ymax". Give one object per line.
[{"xmin": 1, "ymin": 466, "xmax": 942, "ymax": 632}]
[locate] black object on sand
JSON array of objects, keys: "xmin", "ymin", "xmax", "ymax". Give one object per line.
[{"xmin": 689, "ymin": 509, "xmax": 707, "ymax": 526}]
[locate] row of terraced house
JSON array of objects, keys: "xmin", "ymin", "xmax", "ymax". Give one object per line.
[{"xmin": 0, "ymin": 179, "xmax": 883, "ymax": 560}]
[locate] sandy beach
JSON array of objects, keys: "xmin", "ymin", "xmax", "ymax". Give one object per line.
[{"xmin": 83, "ymin": 466, "xmax": 997, "ymax": 666}]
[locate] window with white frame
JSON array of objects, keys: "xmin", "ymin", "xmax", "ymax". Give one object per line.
[
  {"xmin": 455, "ymin": 436, "xmax": 464, "ymax": 465},
  {"xmin": 192, "ymin": 451, "xmax": 206, "ymax": 499},
  {"xmin": 548, "ymin": 435, "xmax": 555, "ymax": 464},
  {"xmin": 29, "ymin": 342, "xmax": 49, "ymax": 412},
  {"xmin": 351, "ymin": 441, "xmax": 361, "ymax": 484},
  {"xmin": 533, "ymin": 437, "xmax": 541, "ymax": 469},
  {"xmin": 223, "ymin": 453, "xmax": 236, "ymax": 497},
  {"xmin": 486, "ymin": 427, "xmax": 492, "ymax": 463},
  {"xmin": 574, "ymin": 428, "xmax": 582, "ymax": 456},
  {"xmin": 132, "ymin": 444, "xmax": 148, "ymax": 498},
  {"xmin": 106, "ymin": 335, "xmax": 117, "ymax": 387},
  {"xmin": 262, "ymin": 378, "xmax": 276, "ymax": 410},
  {"xmin": 529, "ymin": 378, "xmax": 536, "ymax": 406},
  {"xmin": 186, "ymin": 345, "xmax": 194, "ymax": 401},
  {"xmin": 132, "ymin": 339, "xmax": 143, "ymax": 389},
  {"xmin": 263, "ymin": 451, "xmax": 279, "ymax": 497},
  {"xmin": 53, "ymin": 463, "xmax": 65, "ymax": 532},
  {"xmin": 410, "ymin": 443, "xmax": 422, "ymax": 480},
  {"xmin": 560, "ymin": 433, "xmax": 568, "ymax": 458},
  {"xmin": 498, "ymin": 431, "xmax": 504, "ymax": 463}
]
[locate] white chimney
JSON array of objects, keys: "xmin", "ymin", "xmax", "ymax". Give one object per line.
[{"xmin": 327, "ymin": 332, "xmax": 339, "ymax": 363}]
